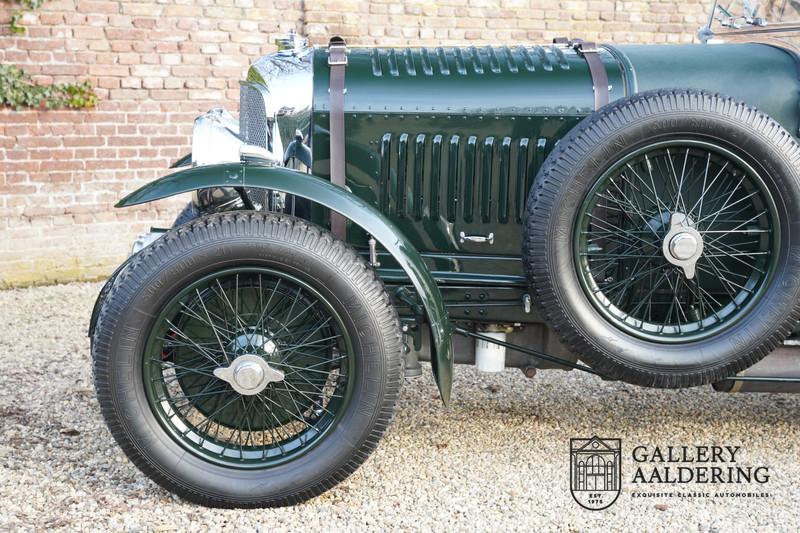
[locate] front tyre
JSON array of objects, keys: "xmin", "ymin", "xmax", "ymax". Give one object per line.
[
  {"xmin": 523, "ymin": 90, "xmax": 800, "ymax": 388},
  {"xmin": 92, "ymin": 212, "xmax": 402, "ymax": 507}
]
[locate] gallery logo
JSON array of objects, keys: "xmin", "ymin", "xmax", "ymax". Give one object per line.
[{"xmin": 570, "ymin": 436, "xmax": 622, "ymax": 510}]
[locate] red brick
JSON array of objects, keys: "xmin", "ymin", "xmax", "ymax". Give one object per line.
[
  {"xmin": 73, "ymin": 26, "xmax": 106, "ymax": 39},
  {"xmin": 105, "ymin": 28, "xmax": 148, "ymax": 41},
  {"xmin": 39, "ymin": 13, "xmax": 66, "ymax": 25},
  {"xmin": 88, "ymin": 64, "xmax": 129, "ymax": 77},
  {"xmin": 76, "ymin": 1, "xmax": 120, "ymax": 14},
  {"xmin": 133, "ymin": 17, "xmax": 157, "ymax": 29}
]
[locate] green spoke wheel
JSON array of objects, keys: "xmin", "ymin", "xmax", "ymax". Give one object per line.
[
  {"xmin": 143, "ymin": 267, "xmax": 354, "ymax": 467},
  {"xmin": 92, "ymin": 213, "xmax": 402, "ymax": 507},
  {"xmin": 574, "ymin": 140, "xmax": 778, "ymax": 342},
  {"xmin": 524, "ymin": 90, "xmax": 800, "ymax": 388}
]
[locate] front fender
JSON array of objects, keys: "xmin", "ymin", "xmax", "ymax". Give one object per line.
[{"xmin": 117, "ymin": 163, "xmax": 454, "ymax": 404}]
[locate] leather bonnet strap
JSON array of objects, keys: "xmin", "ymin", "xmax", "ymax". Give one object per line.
[
  {"xmin": 555, "ymin": 38, "xmax": 610, "ymax": 110},
  {"xmin": 571, "ymin": 40, "xmax": 610, "ymax": 110}
]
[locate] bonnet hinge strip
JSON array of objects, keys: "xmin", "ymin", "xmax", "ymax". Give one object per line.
[
  {"xmin": 568, "ymin": 39, "xmax": 610, "ymax": 110},
  {"xmin": 328, "ymin": 36, "xmax": 348, "ymax": 239}
]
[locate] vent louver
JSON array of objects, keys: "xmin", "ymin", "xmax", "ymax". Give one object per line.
[
  {"xmin": 369, "ymin": 45, "xmax": 570, "ymax": 78},
  {"xmin": 379, "ymin": 132, "xmax": 550, "ymax": 224}
]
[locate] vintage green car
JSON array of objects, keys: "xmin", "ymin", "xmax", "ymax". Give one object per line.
[{"xmin": 90, "ymin": 2, "xmax": 800, "ymax": 507}]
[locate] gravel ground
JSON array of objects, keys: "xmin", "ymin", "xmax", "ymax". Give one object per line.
[{"xmin": 1, "ymin": 282, "xmax": 799, "ymax": 532}]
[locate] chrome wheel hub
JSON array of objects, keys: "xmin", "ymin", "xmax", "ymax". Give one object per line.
[
  {"xmin": 213, "ymin": 354, "xmax": 285, "ymax": 396},
  {"xmin": 662, "ymin": 213, "xmax": 704, "ymax": 279},
  {"xmin": 669, "ymin": 232, "xmax": 698, "ymax": 260}
]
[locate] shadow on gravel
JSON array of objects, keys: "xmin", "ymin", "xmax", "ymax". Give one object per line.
[{"xmin": 399, "ymin": 368, "xmax": 800, "ymax": 433}]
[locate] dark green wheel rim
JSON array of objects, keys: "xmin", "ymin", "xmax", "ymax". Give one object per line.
[
  {"xmin": 143, "ymin": 267, "xmax": 355, "ymax": 468},
  {"xmin": 574, "ymin": 139, "xmax": 779, "ymax": 343}
]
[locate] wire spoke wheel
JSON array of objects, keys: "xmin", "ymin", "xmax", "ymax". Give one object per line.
[
  {"xmin": 525, "ymin": 91, "xmax": 800, "ymax": 386},
  {"xmin": 574, "ymin": 139, "xmax": 779, "ymax": 342},
  {"xmin": 143, "ymin": 267, "xmax": 354, "ymax": 468},
  {"xmin": 95, "ymin": 211, "xmax": 401, "ymax": 506}
]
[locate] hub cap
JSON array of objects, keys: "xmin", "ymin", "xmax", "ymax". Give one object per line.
[
  {"xmin": 669, "ymin": 233, "xmax": 698, "ymax": 260},
  {"xmin": 661, "ymin": 213, "xmax": 704, "ymax": 279},
  {"xmin": 213, "ymin": 354, "xmax": 285, "ymax": 396},
  {"xmin": 574, "ymin": 140, "xmax": 778, "ymax": 342},
  {"xmin": 143, "ymin": 267, "xmax": 354, "ymax": 468}
]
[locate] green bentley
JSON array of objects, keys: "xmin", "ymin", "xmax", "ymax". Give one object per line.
[{"xmin": 90, "ymin": 1, "xmax": 800, "ymax": 507}]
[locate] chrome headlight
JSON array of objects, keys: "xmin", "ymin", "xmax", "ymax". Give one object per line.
[
  {"xmin": 191, "ymin": 108, "xmax": 242, "ymax": 166},
  {"xmin": 191, "ymin": 108, "xmax": 280, "ymax": 167}
]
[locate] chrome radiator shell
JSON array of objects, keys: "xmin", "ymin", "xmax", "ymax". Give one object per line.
[{"xmin": 242, "ymin": 45, "xmax": 313, "ymax": 157}]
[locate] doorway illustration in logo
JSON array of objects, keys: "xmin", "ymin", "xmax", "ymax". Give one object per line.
[{"xmin": 570, "ymin": 437, "xmax": 621, "ymax": 510}]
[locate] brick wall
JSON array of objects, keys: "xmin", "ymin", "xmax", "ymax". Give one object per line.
[
  {"xmin": 303, "ymin": 0, "xmax": 707, "ymax": 45},
  {"xmin": 0, "ymin": 0, "xmax": 708, "ymax": 287}
]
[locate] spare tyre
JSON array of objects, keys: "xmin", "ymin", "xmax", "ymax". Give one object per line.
[{"xmin": 523, "ymin": 89, "xmax": 800, "ymax": 388}]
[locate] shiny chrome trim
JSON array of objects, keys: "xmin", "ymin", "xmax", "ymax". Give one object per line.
[
  {"xmin": 191, "ymin": 108, "xmax": 242, "ymax": 167},
  {"xmin": 191, "ymin": 108, "xmax": 281, "ymax": 168},
  {"xmin": 245, "ymin": 44, "xmax": 313, "ymax": 156}
]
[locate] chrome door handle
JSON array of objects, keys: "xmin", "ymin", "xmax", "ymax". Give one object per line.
[{"xmin": 459, "ymin": 232, "xmax": 494, "ymax": 245}]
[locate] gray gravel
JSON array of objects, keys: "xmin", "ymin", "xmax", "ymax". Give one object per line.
[{"xmin": 1, "ymin": 282, "xmax": 799, "ymax": 532}]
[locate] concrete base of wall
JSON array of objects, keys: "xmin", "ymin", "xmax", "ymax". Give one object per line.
[{"xmin": 1, "ymin": 197, "xmax": 184, "ymax": 288}]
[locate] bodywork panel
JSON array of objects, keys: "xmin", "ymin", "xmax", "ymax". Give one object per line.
[
  {"xmin": 310, "ymin": 45, "xmax": 622, "ymax": 265},
  {"xmin": 617, "ymin": 44, "xmax": 800, "ymax": 135},
  {"xmin": 116, "ymin": 163, "xmax": 454, "ymax": 403},
  {"xmin": 308, "ymin": 43, "xmax": 800, "ymax": 288}
]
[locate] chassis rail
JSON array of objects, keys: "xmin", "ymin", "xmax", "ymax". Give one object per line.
[{"xmin": 452, "ymin": 327, "xmax": 800, "ymax": 385}]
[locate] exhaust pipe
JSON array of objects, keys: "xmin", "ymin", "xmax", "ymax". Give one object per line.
[{"xmin": 713, "ymin": 347, "xmax": 800, "ymax": 393}]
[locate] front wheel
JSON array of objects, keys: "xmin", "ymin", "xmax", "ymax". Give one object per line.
[{"xmin": 92, "ymin": 212, "xmax": 402, "ymax": 507}]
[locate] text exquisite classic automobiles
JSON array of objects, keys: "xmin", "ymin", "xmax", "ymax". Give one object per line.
[{"xmin": 89, "ymin": 1, "xmax": 800, "ymax": 507}]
